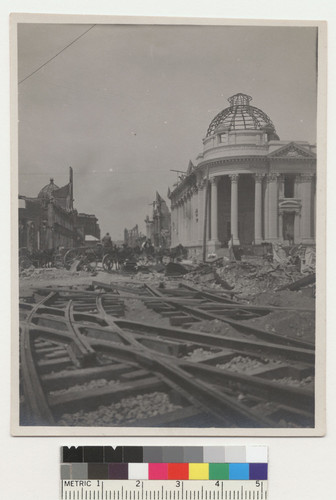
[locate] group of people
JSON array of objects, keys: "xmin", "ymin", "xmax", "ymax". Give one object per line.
[
  {"xmin": 101, "ymin": 233, "xmax": 155, "ymax": 256},
  {"xmin": 100, "ymin": 232, "xmax": 186, "ymax": 267}
]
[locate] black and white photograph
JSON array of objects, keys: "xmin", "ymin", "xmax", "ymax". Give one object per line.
[{"xmin": 12, "ymin": 16, "xmax": 326, "ymax": 435}]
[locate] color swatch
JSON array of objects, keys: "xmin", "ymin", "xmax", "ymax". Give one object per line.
[{"xmin": 61, "ymin": 446, "xmax": 268, "ymax": 480}]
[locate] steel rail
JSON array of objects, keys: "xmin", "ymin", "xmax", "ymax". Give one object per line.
[
  {"xmin": 139, "ymin": 285, "xmax": 315, "ymax": 349},
  {"xmin": 20, "ymin": 286, "xmax": 315, "ymax": 428},
  {"xmin": 21, "ymin": 316, "xmax": 314, "ymax": 427},
  {"xmin": 86, "ymin": 337, "xmax": 275, "ymax": 427},
  {"xmin": 20, "ymin": 292, "xmax": 57, "ymax": 425}
]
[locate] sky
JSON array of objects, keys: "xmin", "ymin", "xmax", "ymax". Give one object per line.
[{"xmin": 17, "ymin": 23, "xmax": 318, "ymax": 239}]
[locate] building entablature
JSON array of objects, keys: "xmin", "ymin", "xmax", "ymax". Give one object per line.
[
  {"xmin": 200, "ymin": 138, "xmax": 315, "ymax": 163},
  {"xmin": 170, "ymin": 156, "xmax": 316, "ymax": 204}
]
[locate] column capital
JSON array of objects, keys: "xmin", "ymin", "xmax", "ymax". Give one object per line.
[
  {"xmin": 267, "ymin": 172, "xmax": 279, "ymax": 182},
  {"xmin": 210, "ymin": 176, "xmax": 219, "ymax": 185},
  {"xmin": 300, "ymin": 173, "xmax": 314, "ymax": 182},
  {"xmin": 254, "ymin": 173, "xmax": 265, "ymax": 183},
  {"xmin": 192, "ymin": 184, "xmax": 198, "ymax": 194},
  {"xmin": 229, "ymin": 173, "xmax": 239, "ymax": 183}
]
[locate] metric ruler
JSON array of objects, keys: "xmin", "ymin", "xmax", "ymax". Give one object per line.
[
  {"xmin": 60, "ymin": 446, "xmax": 268, "ymax": 500},
  {"xmin": 60, "ymin": 479, "xmax": 268, "ymax": 500}
]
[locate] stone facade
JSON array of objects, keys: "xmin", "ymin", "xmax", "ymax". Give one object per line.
[
  {"xmin": 169, "ymin": 93, "xmax": 316, "ymax": 254},
  {"xmin": 19, "ymin": 167, "xmax": 101, "ymax": 251}
]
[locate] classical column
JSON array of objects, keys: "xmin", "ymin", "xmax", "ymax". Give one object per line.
[
  {"xmin": 278, "ymin": 174, "xmax": 285, "ymax": 199},
  {"xmin": 187, "ymin": 192, "xmax": 192, "ymax": 244},
  {"xmin": 170, "ymin": 203, "xmax": 174, "ymax": 247},
  {"xmin": 229, "ymin": 174, "xmax": 240, "ymax": 245},
  {"xmin": 268, "ymin": 173, "xmax": 279, "ymax": 241},
  {"xmin": 178, "ymin": 198, "xmax": 183, "ymax": 243},
  {"xmin": 182, "ymin": 197, "xmax": 186, "ymax": 245},
  {"xmin": 185, "ymin": 194, "xmax": 189, "ymax": 244},
  {"xmin": 197, "ymin": 180, "xmax": 205, "ymax": 244},
  {"xmin": 264, "ymin": 177, "xmax": 269, "ymax": 240},
  {"xmin": 207, "ymin": 183, "xmax": 211, "ymax": 240},
  {"xmin": 294, "ymin": 210, "xmax": 301, "ymax": 243},
  {"xmin": 210, "ymin": 177, "xmax": 219, "ymax": 243},
  {"xmin": 278, "ymin": 212, "xmax": 284, "ymax": 241},
  {"xmin": 192, "ymin": 185, "xmax": 198, "ymax": 245},
  {"xmin": 300, "ymin": 174, "xmax": 314, "ymax": 243},
  {"xmin": 254, "ymin": 173, "xmax": 264, "ymax": 244},
  {"xmin": 185, "ymin": 194, "xmax": 189, "ymax": 245},
  {"xmin": 172, "ymin": 202, "xmax": 177, "ymax": 247},
  {"xmin": 176, "ymin": 203, "xmax": 179, "ymax": 247},
  {"xmin": 189, "ymin": 190, "xmax": 194, "ymax": 245},
  {"xmin": 177, "ymin": 200, "xmax": 182, "ymax": 245}
]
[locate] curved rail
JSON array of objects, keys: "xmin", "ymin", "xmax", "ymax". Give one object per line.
[{"xmin": 19, "ymin": 284, "xmax": 315, "ymax": 428}]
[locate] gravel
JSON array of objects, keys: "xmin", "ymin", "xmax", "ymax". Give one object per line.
[
  {"xmin": 57, "ymin": 391, "xmax": 183, "ymax": 426},
  {"xmin": 124, "ymin": 299, "xmax": 171, "ymax": 327},
  {"xmin": 49, "ymin": 378, "xmax": 120, "ymax": 397},
  {"xmin": 216, "ymin": 355, "xmax": 266, "ymax": 373},
  {"xmin": 272, "ymin": 376, "xmax": 314, "ymax": 388},
  {"xmin": 184, "ymin": 347, "xmax": 218, "ymax": 362}
]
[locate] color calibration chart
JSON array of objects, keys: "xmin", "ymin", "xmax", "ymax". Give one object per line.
[{"xmin": 61, "ymin": 446, "xmax": 268, "ymax": 500}]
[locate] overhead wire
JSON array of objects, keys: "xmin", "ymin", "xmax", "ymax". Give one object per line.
[{"xmin": 19, "ymin": 24, "xmax": 96, "ymax": 85}]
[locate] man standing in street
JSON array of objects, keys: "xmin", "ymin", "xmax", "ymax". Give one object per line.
[{"xmin": 102, "ymin": 232, "xmax": 112, "ymax": 250}]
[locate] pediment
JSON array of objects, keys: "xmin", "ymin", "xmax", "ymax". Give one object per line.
[
  {"xmin": 279, "ymin": 199, "xmax": 301, "ymax": 213},
  {"xmin": 279, "ymin": 199, "xmax": 301, "ymax": 208},
  {"xmin": 268, "ymin": 142, "xmax": 316, "ymax": 159}
]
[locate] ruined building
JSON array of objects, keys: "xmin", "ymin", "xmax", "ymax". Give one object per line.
[
  {"xmin": 168, "ymin": 93, "xmax": 316, "ymax": 254},
  {"xmin": 145, "ymin": 192, "xmax": 171, "ymax": 248},
  {"xmin": 124, "ymin": 224, "xmax": 146, "ymax": 248},
  {"xmin": 19, "ymin": 167, "xmax": 100, "ymax": 251}
]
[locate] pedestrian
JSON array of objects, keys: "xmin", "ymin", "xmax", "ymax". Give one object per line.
[{"xmin": 102, "ymin": 232, "xmax": 112, "ymax": 250}]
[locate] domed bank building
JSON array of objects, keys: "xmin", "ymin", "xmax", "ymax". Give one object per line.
[{"xmin": 168, "ymin": 93, "xmax": 316, "ymax": 255}]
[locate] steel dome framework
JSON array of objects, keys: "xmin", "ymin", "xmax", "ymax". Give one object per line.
[
  {"xmin": 206, "ymin": 93, "xmax": 279, "ymax": 139},
  {"xmin": 37, "ymin": 178, "xmax": 60, "ymax": 199}
]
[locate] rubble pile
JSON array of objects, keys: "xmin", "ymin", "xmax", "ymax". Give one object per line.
[
  {"xmin": 20, "ymin": 266, "xmax": 87, "ymax": 281},
  {"xmin": 214, "ymin": 261, "xmax": 305, "ymax": 296},
  {"xmin": 182, "ymin": 245, "xmax": 316, "ymax": 298},
  {"xmin": 248, "ymin": 290, "xmax": 315, "ymax": 343},
  {"xmin": 57, "ymin": 392, "xmax": 183, "ymax": 426},
  {"xmin": 248, "ymin": 310, "xmax": 315, "ymax": 342}
]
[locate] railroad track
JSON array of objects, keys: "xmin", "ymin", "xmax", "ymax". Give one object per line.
[{"xmin": 19, "ymin": 281, "xmax": 315, "ymax": 428}]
